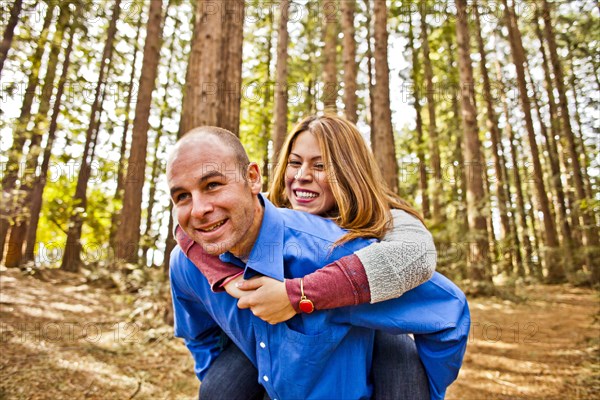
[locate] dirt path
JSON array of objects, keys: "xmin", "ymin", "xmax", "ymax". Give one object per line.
[
  {"xmin": 447, "ymin": 284, "xmax": 599, "ymax": 399},
  {"xmin": 1, "ymin": 267, "xmax": 598, "ymax": 399}
]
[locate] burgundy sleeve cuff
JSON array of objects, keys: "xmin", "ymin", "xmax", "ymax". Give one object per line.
[
  {"xmin": 285, "ymin": 254, "xmax": 371, "ymax": 313},
  {"xmin": 175, "ymin": 225, "xmax": 242, "ymax": 292}
]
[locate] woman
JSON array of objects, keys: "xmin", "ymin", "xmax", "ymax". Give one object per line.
[{"xmin": 176, "ymin": 114, "xmax": 435, "ymax": 399}]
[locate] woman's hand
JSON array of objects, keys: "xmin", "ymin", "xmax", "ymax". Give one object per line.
[
  {"xmin": 223, "ymin": 274, "xmax": 247, "ymax": 299},
  {"xmin": 236, "ymin": 276, "xmax": 297, "ymax": 324}
]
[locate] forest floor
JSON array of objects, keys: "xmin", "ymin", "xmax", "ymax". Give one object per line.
[{"xmin": 0, "ymin": 266, "xmax": 598, "ymax": 400}]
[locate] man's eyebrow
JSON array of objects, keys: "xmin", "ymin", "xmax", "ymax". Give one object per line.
[
  {"xmin": 169, "ymin": 171, "xmax": 227, "ymax": 197},
  {"xmin": 199, "ymin": 170, "xmax": 227, "ymax": 182}
]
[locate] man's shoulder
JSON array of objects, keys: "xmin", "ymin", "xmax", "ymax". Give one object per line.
[
  {"xmin": 276, "ymin": 208, "xmax": 374, "ymax": 251},
  {"xmin": 277, "ymin": 208, "xmax": 345, "ymax": 237}
]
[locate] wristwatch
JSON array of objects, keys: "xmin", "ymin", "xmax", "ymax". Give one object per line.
[{"xmin": 298, "ymin": 278, "xmax": 314, "ymax": 313}]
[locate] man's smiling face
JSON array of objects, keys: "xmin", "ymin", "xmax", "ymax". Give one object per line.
[{"xmin": 167, "ymin": 133, "xmax": 262, "ymax": 257}]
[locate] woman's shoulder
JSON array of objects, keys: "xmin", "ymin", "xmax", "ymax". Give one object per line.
[{"xmin": 390, "ymin": 208, "xmax": 421, "ymax": 222}]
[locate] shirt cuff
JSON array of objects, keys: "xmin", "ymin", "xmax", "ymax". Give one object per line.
[
  {"xmin": 174, "ymin": 226, "xmax": 242, "ymax": 292},
  {"xmin": 286, "ymin": 254, "xmax": 371, "ymax": 313}
]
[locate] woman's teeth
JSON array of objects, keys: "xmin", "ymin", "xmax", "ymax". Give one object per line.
[{"xmin": 296, "ymin": 191, "xmax": 317, "ymax": 199}]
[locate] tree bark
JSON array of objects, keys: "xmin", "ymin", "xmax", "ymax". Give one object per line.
[
  {"xmin": 0, "ymin": 4, "xmax": 55, "ymax": 262},
  {"xmin": 372, "ymin": 0, "xmax": 398, "ymax": 193},
  {"xmin": 22, "ymin": 19, "xmax": 78, "ymax": 265},
  {"xmin": 531, "ymin": 11, "xmax": 574, "ymax": 252},
  {"xmin": 109, "ymin": 8, "xmax": 144, "ymax": 249},
  {"xmin": 455, "ymin": 0, "xmax": 492, "ymax": 285},
  {"xmin": 4, "ymin": 6, "xmax": 70, "ymax": 268},
  {"xmin": 407, "ymin": 10, "xmax": 430, "ymax": 219},
  {"xmin": 541, "ymin": 0, "xmax": 598, "ymax": 281},
  {"xmin": 114, "ymin": 0, "xmax": 164, "ymax": 263},
  {"xmin": 142, "ymin": 8, "xmax": 176, "ymax": 266},
  {"xmin": 340, "ymin": 0, "xmax": 357, "ymax": 123},
  {"xmin": 321, "ymin": 0, "xmax": 338, "ymax": 111},
  {"xmin": 502, "ymin": 0, "xmax": 564, "ymax": 282},
  {"xmin": 179, "ymin": 0, "xmax": 244, "ymax": 135},
  {"xmin": 61, "ymin": 0, "xmax": 121, "ymax": 272},
  {"xmin": 494, "ymin": 58, "xmax": 533, "ymax": 275},
  {"xmin": 272, "ymin": 0, "xmax": 290, "ymax": 161},
  {"xmin": 419, "ymin": 4, "xmax": 443, "ymax": 223},
  {"xmin": 363, "ymin": 0, "xmax": 375, "ymax": 139},
  {"xmin": 473, "ymin": 0, "xmax": 516, "ymax": 273},
  {"xmin": 0, "ymin": 0, "xmax": 23, "ymax": 76}
]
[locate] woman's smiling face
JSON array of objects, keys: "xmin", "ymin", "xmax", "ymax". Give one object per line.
[{"xmin": 284, "ymin": 130, "xmax": 337, "ymax": 216}]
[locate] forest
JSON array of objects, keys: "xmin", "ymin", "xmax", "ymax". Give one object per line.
[{"xmin": 0, "ymin": 0, "xmax": 599, "ymax": 398}]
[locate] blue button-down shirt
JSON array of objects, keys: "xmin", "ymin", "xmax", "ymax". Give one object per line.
[{"xmin": 170, "ymin": 195, "xmax": 470, "ymax": 400}]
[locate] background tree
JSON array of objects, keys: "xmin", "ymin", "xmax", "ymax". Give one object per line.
[
  {"xmin": 455, "ymin": 0, "xmax": 492, "ymax": 287},
  {"xmin": 502, "ymin": 0, "xmax": 564, "ymax": 282},
  {"xmin": 371, "ymin": 0, "xmax": 398, "ymax": 193},
  {"xmin": 271, "ymin": 0, "xmax": 290, "ymax": 161},
  {"xmin": 60, "ymin": 0, "xmax": 121, "ymax": 272},
  {"xmin": 114, "ymin": 0, "xmax": 164, "ymax": 263},
  {"xmin": 179, "ymin": 0, "xmax": 244, "ymax": 135},
  {"xmin": 0, "ymin": 0, "xmax": 23, "ymax": 75},
  {"xmin": 340, "ymin": 0, "xmax": 357, "ymax": 123}
]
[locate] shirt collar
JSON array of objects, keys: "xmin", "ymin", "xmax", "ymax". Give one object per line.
[{"xmin": 219, "ymin": 194, "xmax": 285, "ymax": 281}]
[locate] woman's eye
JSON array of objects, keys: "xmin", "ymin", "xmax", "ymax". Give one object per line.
[
  {"xmin": 287, "ymin": 160, "xmax": 302, "ymax": 167},
  {"xmin": 313, "ymin": 163, "xmax": 325, "ymax": 171},
  {"xmin": 207, "ymin": 182, "xmax": 221, "ymax": 190}
]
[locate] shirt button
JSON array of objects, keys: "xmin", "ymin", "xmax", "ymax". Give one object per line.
[
  {"xmin": 260, "ymin": 342, "xmax": 266, "ymax": 348},
  {"xmin": 263, "ymin": 375, "xmax": 269, "ymax": 382}
]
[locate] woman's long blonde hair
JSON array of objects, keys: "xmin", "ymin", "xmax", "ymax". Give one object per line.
[{"xmin": 268, "ymin": 114, "xmax": 424, "ymax": 244}]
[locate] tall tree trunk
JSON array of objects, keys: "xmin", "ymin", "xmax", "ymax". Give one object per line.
[
  {"xmin": 407, "ymin": 10, "xmax": 430, "ymax": 219},
  {"xmin": 272, "ymin": 0, "xmax": 290, "ymax": 161},
  {"xmin": 220, "ymin": 0, "xmax": 244, "ymax": 134},
  {"xmin": 363, "ymin": 0, "xmax": 375, "ymax": 138},
  {"xmin": 541, "ymin": 0, "xmax": 599, "ymax": 281},
  {"xmin": 114, "ymin": 0, "xmax": 164, "ymax": 263},
  {"xmin": 109, "ymin": 8, "xmax": 144, "ymax": 249},
  {"xmin": 566, "ymin": 49, "xmax": 594, "ymax": 201},
  {"xmin": 494, "ymin": 58, "xmax": 533, "ymax": 275},
  {"xmin": 372, "ymin": 0, "xmax": 398, "ymax": 193},
  {"xmin": 419, "ymin": 4, "xmax": 443, "ymax": 223},
  {"xmin": 261, "ymin": 6, "xmax": 275, "ymax": 190},
  {"xmin": 455, "ymin": 0, "xmax": 492, "ymax": 286},
  {"xmin": 179, "ymin": 0, "xmax": 244, "ymax": 135},
  {"xmin": 0, "ymin": 4, "xmax": 55, "ymax": 262},
  {"xmin": 525, "ymin": 62, "xmax": 575, "ymax": 261},
  {"xmin": 502, "ymin": 0, "xmax": 564, "ymax": 282},
  {"xmin": 141, "ymin": 9, "xmax": 176, "ymax": 266},
  {"xmin": 4, "ymin": 6, "xmax": 70, "ymax": 268},
  {"xmin": 321, "ymin": 0, "xmax": 338, "ymax": 111},
  {"xmin": 61, "ymin": 0, "xmax": 121, "ymax": 272},
  {"xmin": 531, "ymin": 12, "xmax": 575, "ymax": 253},
  {"xmin": 0, "ymin": 0, "xmax": 23, "ymax": 76},
  {"xmin": 473, "ymin": 0, "xmax": 512, "ymax": 273},
  {"xmin": 340, "ymin": 0, "xmax": 357, "ymax": 123},
  {"xmin": 23, "ymin": 20, "xmax": 78, "ymax": 265}
]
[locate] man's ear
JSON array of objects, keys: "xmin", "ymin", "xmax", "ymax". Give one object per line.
[{"xmin": 246, "ymin": 162, "xmax": 262, "ymax": 193}]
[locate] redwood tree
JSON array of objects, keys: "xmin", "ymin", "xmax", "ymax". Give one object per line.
[
  {"xmin": 61, "ymin": 0, "xmax": 121, "ymax": 272},
  {"xmin": 371, "ymin": 0, "xmax": 398, "ymax": 193},
  {"xmin": 271, "ymin": 0, "xmax": 290, "ymax": 160},
  {"xmin": 114, "ymin": 0, "xmax": 164, "ymax": 262},
  {"xmin": 455, "ymin": 0, "xmax": 492, "ymax": 285}
]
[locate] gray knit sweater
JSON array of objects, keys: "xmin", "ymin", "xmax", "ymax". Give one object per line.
[{"xmin": 355, "ymin": 209, "xmax": 437, "ymax": 303}]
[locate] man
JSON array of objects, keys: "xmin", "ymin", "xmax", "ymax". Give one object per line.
[{"xmin": 167, "ymin": 126, "xmax": 470, "ymax": 400}]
